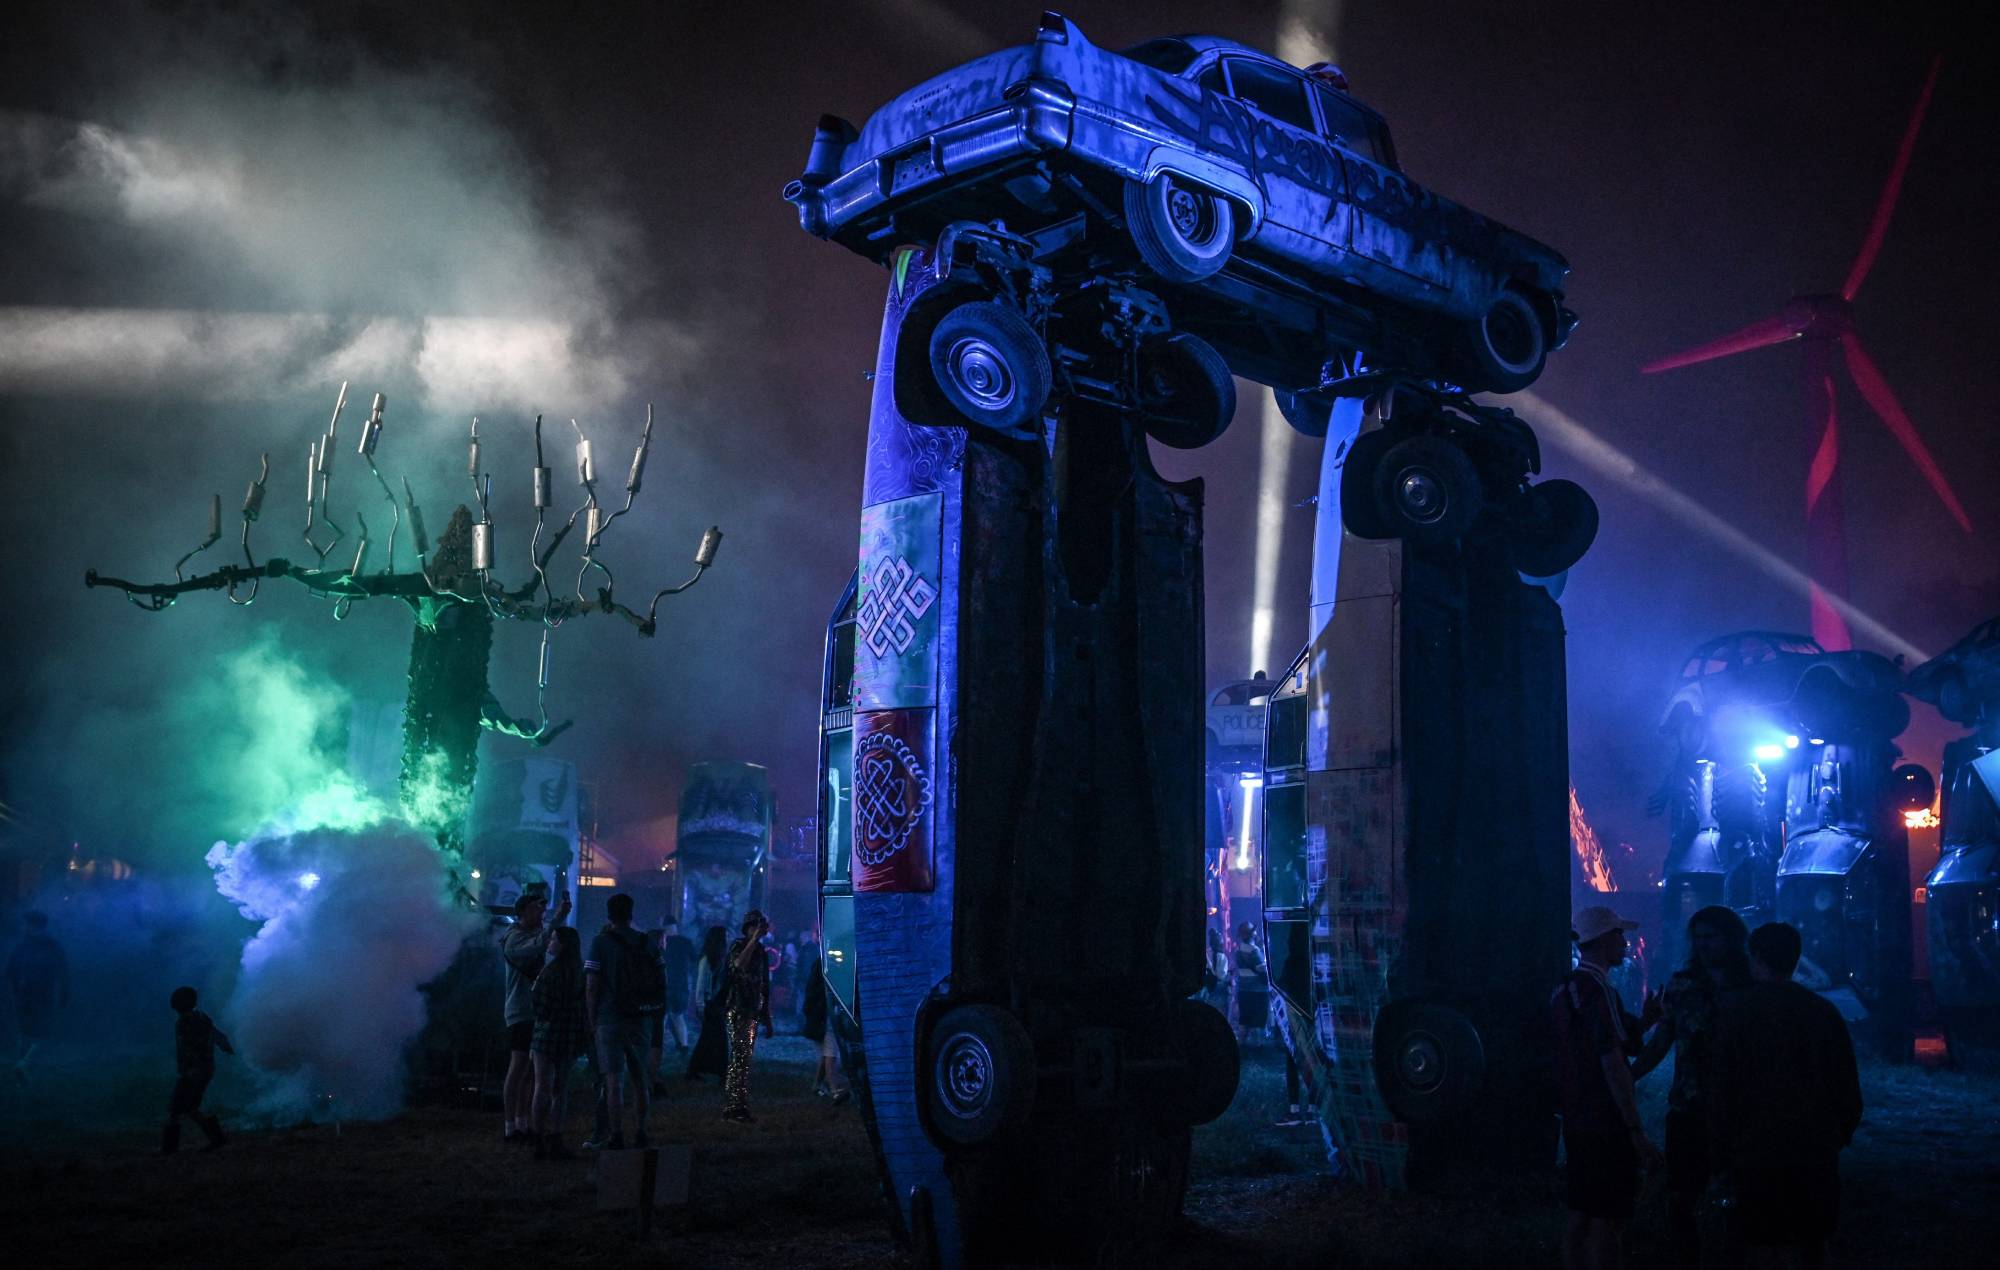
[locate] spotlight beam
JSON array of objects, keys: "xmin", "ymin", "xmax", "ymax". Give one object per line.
[{"xmin": 1510, "ymin": 390, "xmax": 1929, "ymax": 663}]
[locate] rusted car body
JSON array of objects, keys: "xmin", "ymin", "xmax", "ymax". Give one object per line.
[
  {"xmin": 1652, "ymin": 630, "xmax": 1917, "ymax": 1048},
  {"xmin": 813, "ymin": 244, "xmax": 1235, "ymax": 1268},
  {"xmin": 1260, "ymin": 388, "xmax": 1582, "ymax": 1187},
  {"xmin": 786, "ymin": 12, "xmax": 1575, "ymax": 396},
  {"xmin": 1908, "ymin": 618, "xmax": 2000, "ymax": 1069}
]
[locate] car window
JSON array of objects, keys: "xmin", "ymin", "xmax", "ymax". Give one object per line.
[
  {"xmin": 1222, "ymin": 58, "xmax": 1316, "ymax": 132},
  {"xmin": 1314, "ymin": 86, "xmax": 1384, "ymax": 164},
  {"xmin": 1120, "ymin": 38, "xmax": 1199, "ymax": 75},
  {"xmin": 1196, "ymin": 61, "xmax": 1226, "ymax": 94}
]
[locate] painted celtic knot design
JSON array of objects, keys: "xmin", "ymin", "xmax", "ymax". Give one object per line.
[
  {"xmin": 853, "ymin": 729, "xmax": 934, "ymax": 866},
  {"xmin": 856, "ymin": 554, "xmax": 938, "ymax": 658}
]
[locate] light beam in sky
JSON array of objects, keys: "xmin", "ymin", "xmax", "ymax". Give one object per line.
[{"xmin": 1512, "ymin": 390, "xmax": 1929, "ymax": 662}]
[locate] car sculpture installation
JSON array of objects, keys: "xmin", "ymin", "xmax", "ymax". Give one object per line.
[
  {"xmin": 1652, "ymin": 628, "xmax": 1924, "ymax": 1049},
  {"xmin": 1907, "ymin": 617, "xmax": 2000, "ymax": 1070},
  {"xmin": 808, "ymin": 234, "xmax": 1238, "ymax": 1269},
  {"xmin": 1259, "ymin": 377, "xmax": 1595, "ymax": 1187},
  {"xmin": 792, "ymin": 11, "xmax": 1594, "ymax": 1253},
  {"xmin": 786, "ymin": 12, "xmax": 1577, "ymax": 417}
]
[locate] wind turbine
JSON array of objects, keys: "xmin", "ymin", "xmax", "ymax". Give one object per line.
[{"xmin": 1641, "ymin": 57, "xmax": 1969, "ymax": 651}]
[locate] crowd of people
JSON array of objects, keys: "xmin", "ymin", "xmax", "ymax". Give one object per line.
[
  {"xmin": 2, "ymin": 888, "xmax": 1879, "ymax": 1269},
  {"xmin": 490, "ymin": 887, "xmax": 847, "ymax": 1155},
  {"xmin": 1555, "ymin": 905, "xmax": 1863, "ymax": 1270}
]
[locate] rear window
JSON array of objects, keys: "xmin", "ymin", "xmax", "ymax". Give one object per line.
[
  {"xmin": 1315, "ymin": 87, "xmax": 1388, "ymax": 164},
  {"xmin": 1120, "ymin": 38, "xmax": 1199, "ymax": 75},
  {"xmin": 1223, "ymin": 58, "xmax": 1315, "ymax": 133}
]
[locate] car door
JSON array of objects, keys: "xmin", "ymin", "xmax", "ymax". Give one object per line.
[
  {"xmin": 1216, "ymin": 56, "xmax": 1348, "ymax": 254},
  {"xmin": 1314, "ymin": 84, "xmax": 1450, "ymax": 291}
]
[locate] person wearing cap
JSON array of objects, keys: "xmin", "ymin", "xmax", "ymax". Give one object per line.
[
  {"xmin": 499, "ymin": 882, "xmax": 569, "ymax": 1144},
  {"xmin": 1552, "ymin": 904, "xmax": 1662, "ymax": 1270}
]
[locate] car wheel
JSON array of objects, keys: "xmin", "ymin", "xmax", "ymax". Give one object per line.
[
  {"xmin": 1338, "ymin": 430, "xmax": 1397, "ymax": 540},
  {"xmin": 1370, "ymin": 435, "xmax": 1484, "ymax": 543},
  {"xmin": 1161, "ymin": 999, "xmax": 1241, "ymax": 1126},
  {"xmin": 1458, "ymin": 289, "xmax": 1546, "ymax": 394},
  {"xmin": 926, "ymin": 301, "xmax": 1052, "ymax": 433},
  {"xmin": 1124, "ymin": 175, "xmax": 1234, "ymax": 283},
  {"xmin": 1372, "ymin": 1001, "xmax": 1484, "ymax": 1125},
  {"xmin": 1276, "ymin": 390, "xmax": 1334, "ymax": 438},
  {"xmin": 925, "ymin": 1004, "xmax": 1036, "ymax": 1146},
  {"xmin": 1506, "ymin": 478, "xmax": 1599, "ymax": 576},
  {"xmin": 1139, "ymin": 332, "xmax": 1237, "ymax": 449}
]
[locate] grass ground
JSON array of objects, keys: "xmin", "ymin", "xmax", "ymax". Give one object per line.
[{"xmin": 2, "ymin": 1033, "xmax": 1994, "ymax": 1268}]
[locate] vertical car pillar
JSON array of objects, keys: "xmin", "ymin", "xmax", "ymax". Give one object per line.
[
  {"xmin": 821, "ymin": 244, "xmax": 1227, "ymax": 1268},
  {"xmin": 1265, "ymin": 392, "xmax": 1579, "ymax": 1186}
]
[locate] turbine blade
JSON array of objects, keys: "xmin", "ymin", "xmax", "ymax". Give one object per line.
[
  {"xmin": 1840, "ymin": 332, "xmax": 1972, "ymax": 533},
  {"xmin": 1640, "ymin": 311, "xmax": 1805, "ymax": 374},
  {"xmin": 1842, "ymin": 56, "xmax": 1942, "ymax": 301}
]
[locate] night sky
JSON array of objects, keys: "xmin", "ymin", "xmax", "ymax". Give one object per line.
[{"xmin": 2, "ymin": 0, "xmax": 1994, "ymax": 878}]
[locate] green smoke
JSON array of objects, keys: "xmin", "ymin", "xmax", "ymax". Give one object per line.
[{"xmin": 174, "ymin": 631, "xmax": 388, "ymax": 841}]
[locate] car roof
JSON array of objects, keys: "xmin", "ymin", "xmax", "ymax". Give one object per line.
[
  {"xmin": 1678, "ymin": 630, "xmax": 1824, "ymax": 677},
  {"xmin": 1173, "ymin": 37, "xmax": 1387, "ymax": 121}
]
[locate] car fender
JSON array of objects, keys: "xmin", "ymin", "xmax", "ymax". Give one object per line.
[{"xmin": 1141, "ymin": 147, "xmax": 1264, "ymax": 236}]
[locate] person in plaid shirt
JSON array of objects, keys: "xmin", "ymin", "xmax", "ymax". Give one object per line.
[{"xmin": 530, "ymin": 926, "xmax": 587, "ymax": 1158}]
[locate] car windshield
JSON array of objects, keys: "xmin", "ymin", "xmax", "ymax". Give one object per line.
[
  {"xmin": 1314, "ymin": 86, "xmax": 1389, "ymax": 165},
  {"xmin": 1120, "ymin": 38, "xmax": 1199, "ymax": 75},
  {"xmin": 1223, "ymin": 57, "xmax": 1316, "ymax": 132}
]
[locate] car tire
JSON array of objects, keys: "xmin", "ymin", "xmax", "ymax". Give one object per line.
[
  {"xmin": 1139, "ymin": 332, "xmax": 1237, "ymax": 449},
  {"xmin": 1161, "ymin": 999, "xmax": 1241, "ymax": 1126},
  {"xmin": 1125, "ymin": 175, "xmax": 1234, "ymax": 284},
  {"xmin": 925, "ymin": 1004, "xmax": 1036, "ymax": 1147},
  {"xmin": 1371, "ymin": 435, "xmax": 1484, "ymax": 543},
  {"xmin": 1506, "ymin": 478, "xmax": 1599, "ymax": 577},
  {"xmin": 1458, "ymin": 289, "xmax": 1546, "ymax": 394},
  {"xmin": 926, "ymin": 301, "xmax": 1052, "ymax": 433},
  {"xmin": 1276, "ymin": 390, "xmax": 1334, "ymax": 438},
  {"xmin": 1372, "ymin": 1001, "xmax": 1484, "ymax": 1125},
  {"xmin": 1338, "ymin": 430, "xmax": 1397, "ymax": 540}
]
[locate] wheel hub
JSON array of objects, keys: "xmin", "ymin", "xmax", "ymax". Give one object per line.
[
  {"xmin": 1164, "ymin": 181, "xmax": 1217, "ymax": 247},
  {"xmin": 1395, "ymin": 467, "xmax": 1449, "ymax": 524},
  {"xmin": 937, "ymin": 1034, "xmax": 994, "ymax": 1118},
  {"xmin": 1398, "ymin": 1031, "xmax": 1445, "ymax": 1092},
  {"xmin": 945, "ymin": 336, "xmax": 1015, "ymax": 410}
]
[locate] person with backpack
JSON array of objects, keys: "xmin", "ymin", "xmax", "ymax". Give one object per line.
[
  {"xmin": 721, "ymin": 909, "xmax": 774, "ymax": 1122},
  {"xmin": 584, "ymin": 893, "xmax": 664, "ymax": 1149}
]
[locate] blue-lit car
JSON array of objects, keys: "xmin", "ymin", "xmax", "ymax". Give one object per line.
[
  {"xmin": 1907, "ymin": 617, "xmax": 2000, "ymax": 1070},
  {"xmin": 786, "ymin": 12, "xmax": 1577, "ymax": 402}
]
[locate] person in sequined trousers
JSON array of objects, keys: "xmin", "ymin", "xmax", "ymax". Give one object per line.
[{"xmin": 721, "ymin": 909, "xmax": 773, "ymax": 1123}]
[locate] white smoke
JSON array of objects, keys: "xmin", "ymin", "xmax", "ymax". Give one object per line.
[
  {"xmin": 207, "ymin": 818, "xmax": 479, "ymax": 1121},
  {"xmin": 0, "ymin": 22, "xmax": 700, "ymax": 413}
]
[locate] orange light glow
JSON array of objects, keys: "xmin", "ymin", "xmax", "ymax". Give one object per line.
[
  {"xmin": 1905, "ymin": 807, "xmax": 1939, "ymax": 830},
  {"xmin": 1571, "ymin": 787, "xmax": 1617, "ymax": 892}
]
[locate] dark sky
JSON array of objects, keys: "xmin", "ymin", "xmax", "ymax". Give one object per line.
[{"xmin": 2, "ymin": 0, "xmax": 1994, "ymax": 876}]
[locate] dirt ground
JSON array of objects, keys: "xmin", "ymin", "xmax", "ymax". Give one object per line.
[{"xmin": 2, "ymin": 1033, "xmax": 1995, "ymax": 1269}]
